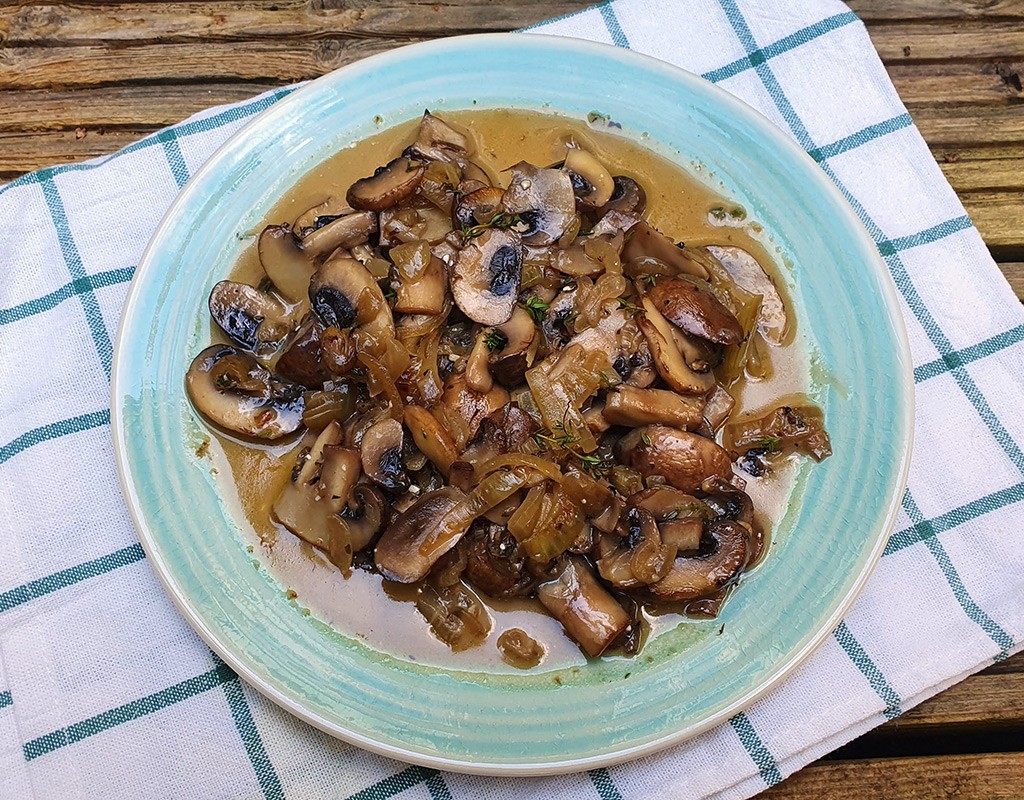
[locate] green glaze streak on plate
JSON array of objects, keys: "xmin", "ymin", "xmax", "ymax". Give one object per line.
[{"xmin": 111, "ymin": 34, "xmax": 913, "ymax": 775}]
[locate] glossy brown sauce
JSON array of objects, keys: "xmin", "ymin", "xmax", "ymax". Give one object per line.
[{"xmin": 204, "ymin": 109, "xmax": 812, "ymax": 671}]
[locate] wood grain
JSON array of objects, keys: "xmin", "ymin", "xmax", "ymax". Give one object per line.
[
  {"xmin": 886, "ymin": 674, "xmax": 1024, "ymax": 731},
  {"xmin": 761, "ymin": 753, "xmax": 1024, "ymax": 799}
]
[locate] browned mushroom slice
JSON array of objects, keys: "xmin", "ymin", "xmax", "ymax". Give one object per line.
[
  {"xmin": 272, "ymin": 422, "xmax": 361, "ymax": 548},
  {"xmin": 616, "ymin": 425, "xmax": 733, "ymax": 492},
  {"xmin": 257, "ymin": 225, "xmax": 315, "ymax": 304},
  {"xmin": 309, "ymin": 252, "xmax": 394, "ymax": 339},
  {"xmin": 725, "ymin": 403, "xmax": 832, "ymax": 462},
  {"xmin": 630, "ymin": 487, "xmax": 711, "ymax": 551},
  {"xmin": 293, "ymin": 196, "xmax": 353, "ymax": 234},
  {"xmin": 648, "ymin": 520, "xmax": 749, "ymax": 602},
  {"xmin": 347, "ymin": 156, "xmax": 426, "ymax": 212},
  {"xmin": 603, "ymin": 386, "xmax": 705, "ymax": 430},
  {"xmin": 705, "ymin": 245, "xmax": 787, "ymax": 344},
  {"xmin": 562, "ymin": 146, "xmax": 615, "ymax": 208},
  {"xmin": 466, "ymin": 330, "xmax": 494, "ymax": 393},
  {"xmin": 488, "ymin": 307, "xmax": 537, "ymax": 388},
  {"xmin": 375, "ymin": 487, "xmax": 469, "ymax": 582},
  {"xmin": 647, "ymin": 276, "xmax": 743, "ymax": 346},
  {"xmin": 409, "ymin": 110, "xmax": 471, "ymax": 163},
  {"xmin": 208, "ymin": 280, "xmax": 292, "ymax": 354},
  {"xmin": 622, "ymin": 221, "xmax": 710, "ymax": 280},
  {"xmin": 336, "ymin": 483, "xmax": 386, "ymax": 553},
  {"xmin": 452, "ymin": 186, "xmax": 505, "ymax": 229},
  {"xmin": 464, "ymin": 522, "xmax": 535, "ymax": 598},
  {"xmin": 186, "ymin": 345, "xmax": 304, "ymax": 439},
  {"xmin": 596, "ymin": 507, "xmax": 674, "ymax": 589},
  {"xmin": 274, "ymin": 313, "xmax": 328, "ymax": 388},
  {"xmin": 537, "ymin": 557, "xmax": 630, "ymax": 658},
  {"xmin": 599, "ymin": 176, "xmax": 647, "ymax": 216},
  {"xmin": 637, "ymin": 300, "xmax": 716, "ymax": 395},
  {"xmin": 392, "ymin": 243, "xmax": 447, "ymax": 316},
  {"xmin": 501, "ymin": 162, "xmax": 577, "ymax": 246},
  {"xmin": 301, "ymin": 211, "xmax": 378, "ymax": 258},
  {"xmin": 360, "ymin": 418, "xmax": 409, "ymax": 491},
  {"xmin": 436, "ymin": 373, "xmax": 511, "ymax": 450},
  {"xmin": 403, "ymin": 405, "xmax": 458, "ymax": 476},
  {"xmin": 451, "ymin": 227, "xmax": 522, "ymax": 325}
]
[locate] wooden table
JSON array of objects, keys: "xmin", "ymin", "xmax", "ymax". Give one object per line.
[{"xmin": 2, "ymin": 1, "xmax": 1020, "ymax": 796}]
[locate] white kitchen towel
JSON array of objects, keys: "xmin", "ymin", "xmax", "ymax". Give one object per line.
[{"xmin": 1, "ymin": 1, "xmax": 1023, "ymax": 798}]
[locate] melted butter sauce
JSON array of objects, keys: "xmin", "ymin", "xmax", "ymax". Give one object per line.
[{"xmin": 205, "ymin": 109, "xmax": 813, "ymax": 671}]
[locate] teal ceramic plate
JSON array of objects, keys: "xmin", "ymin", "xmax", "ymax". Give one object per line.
[{"xmin": 112, "ymin": 34, "xmax": 913, "ymax": 775}]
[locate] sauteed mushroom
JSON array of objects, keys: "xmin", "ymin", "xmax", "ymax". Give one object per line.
[
  {"xmin": 186, "ymin": 108, "xmax": 832, "ymax": 665},
  {"xmin": 208, "ymin": 280, "xmax": 291, "ymax": 354},
  {"xmin": 186, "ymin": 345, "xmax": 303, "ymax": 439}
]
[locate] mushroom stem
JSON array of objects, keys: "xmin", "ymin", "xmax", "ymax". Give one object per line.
[{"xmin": 537, "ymin": 557, "xmax": 630, "ymax": 657}]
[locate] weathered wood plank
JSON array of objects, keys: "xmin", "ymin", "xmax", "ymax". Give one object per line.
[
  {"xmin": 999, "ymin": 262, "xmax": 1024, "ymax": 301},
  {"xmin": 0, "ymin": 39, "xmax": 402, "ymax": 89},
  {"xmin": 888, "ymin": 63, "xmax": 1024, "ymax": 106},
  {"xmin": 759, "ymin": 753, "xmax": 1024, "ymax": 799},
  {"xmin": 960, "ymin": 192, "xmax": 1024, "ymax": 252},
  {"xmin": 0, "ymin": 128, "xmax": 158, "ymax": 175},
  {"xmin": 938, "ymin": 148, "xmax": 1024, "ymax": 193},
  {"xmin": 2, "ymin": 3, "xmax": 1024, "ymax": 70},
  {"xmin": 848, "ymin": 0, "xmax": 1024, "ymax": 21},
  {"xmin": 0, "ymin": 1, "xmax": 586, "ymax": 44},
  {"xmin": 865, "ymin": 21, "xmax": 1024, "ymax": 63},
  {"xmin": 880, "ymin": 674, "xmax": 1024, "ymax": 731},
  {"xmin": 913, "ymin": 105, "xmax": 1024, "ymax": 146},
  {"xmin": 0, "ymin": 83, "xmax": 281, "ymax": 130}
]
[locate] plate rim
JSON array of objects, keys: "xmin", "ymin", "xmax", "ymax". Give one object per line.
[{"xmin": 110, "ymin": 32, "xmax": 915, "ymax": 776}]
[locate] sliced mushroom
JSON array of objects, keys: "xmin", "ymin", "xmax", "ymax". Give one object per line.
[
  {"xmin": 258, "ymin": 225, "xmax": 315, "ymax": 303},
  {"xmin": 631, "ymin": 486, "xmax": 710, "ymax": 552},
  {"xmin": 336, "ymin": 483, "xmax": 386, "ymax": 553},
  {"xmin": 464, "ymin": 522, "xmax": 534, "ymax": 598},
  {"xmin": 603, "ymin": 386, "xmax": 705, "ymax": 430},
  {"xmin": 309, "ymin": 252, "xmax": 394, "ymax": 339},
  {"xmin": 437, "ymin": 372, "xmax": 511, "ymax": 450},
  {"xmin": 501, "ymin": 162, "xmax": 577, "ymax": 246},
  {"xmin": 597, "ymin": 507, "xmax": 673, "ymax": 589},
  {"xmin": 488, "ymin": 306, "xmax": 537, "ymax": 387},
  {"xmin": 705, "ymin": 245, "xmax": 787, "ymax": 343},
  {"xmin": 272, "ymin": 422, "xmax": 361, "ymax": 549},
  {"xmin": 347, "ymin": 156, "xmax": 426, "ymax": 212},
  {"xmin": 600, "ymin": 176, "xmax": 647, "ymax": 216},
  {"xmin": 409, "ymin": 110, "xmax": 470, "ymax": 163},
  {"xmin": 466, "ymin": 331, "xmax": 494, "ymax": 393},
  {"xmin": 536, "ymin": 557, "xmax": 630, "ymax": 658},
  {"xmin": 616, "ymin": 425, "xmax": 733, "ymax": 492},
  {"xmin": 637, "ymin": 299, "xmax": 716, "ymax": 395},
  {"xmin": 562, "ymin": 146, "xmax": 615, "ymax": 208},
  {"xmin": 647, "ymin": 276, "xmax": 743, "ymax": 346},
  {"xmin": 648, "ymin": 520, "xmax": 749, "ymax": 601},
  {"xmin": 452, "ymin": 185, "xmax": 505, "ymax": 229},
  {"xmin": 403, "ymin": 405, "xmax": 458, "ymax": 476},
  {"xmin": 394, "ymin": 253, "xmax": 447, "ymax": 316},
  {"xmin": 274, "ymin": 313, "xmax": 328, "ymax": 388},
  {"xmin": 450, "ymin": 227, "xmax": 522, "ymax": 325},
  {"xmin": 374, "ymin": 487, "xmax": 469, "ymax": 582},
  {"xmin": 293, "ymin": 196, "xmax": 353, "ymax": 234},
  {"xmin": 186, "ymin": 345, "xmax": 304, "ymax": 439},
  {"xmin": 301, "ymin": 211, "xmax": 378, "ymax": 258},
  {"xmin": 622, "ymin": 221, "xmax": 709, "ymax": 280},
  {"xmin": 360, "ymin": 418, "xmax": 409, "ymax": 491},
  {"xmin": 208, "ymin": 280, "xmax": 292, "ymax": 354}
]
